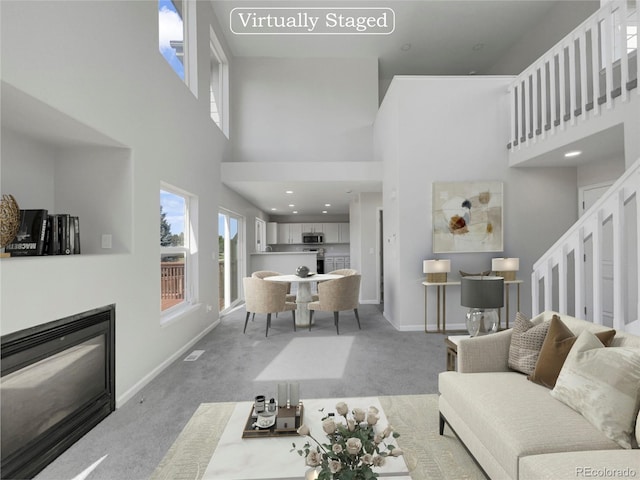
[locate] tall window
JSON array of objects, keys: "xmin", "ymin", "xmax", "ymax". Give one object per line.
[
  {"xmin": 210, "ymin": 25, "xmax": 229, "ymax": 136},
  {"xmin": 158, "ymin": 0, "xmax": 185, "ymax": 80},
  {"xmin": 219, "ymin": 210, "xmax": 242, "ymax": 312},
  {"xmin": 158, "ymin": 0, "xmax": 197, "ymax": 94},
  {"xmin": 161, "ymin": 187, "xmax": 193, "ymax": 313}
]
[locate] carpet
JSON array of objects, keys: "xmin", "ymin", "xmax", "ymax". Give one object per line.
[{"xmin": 150, "ymin": 394, "xmax": 485, "ymax": 480}]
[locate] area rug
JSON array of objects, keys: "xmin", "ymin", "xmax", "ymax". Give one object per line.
[{"xmin": 150, "ymin": 394, "xmax": 485, "ymax": 480}]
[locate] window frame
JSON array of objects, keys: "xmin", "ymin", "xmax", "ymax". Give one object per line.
[
  {"xmin": 209, "ymin": 25, "xmax": 229, "ymax": 136},
  {"xmin": 160, "ymin": 184, "xmax": 198, "ymax": 320}
]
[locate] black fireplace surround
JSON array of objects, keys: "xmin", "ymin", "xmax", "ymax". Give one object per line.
[{"xmin": 1, "ymin": 304, "xmax": 115, "ymax": 479}]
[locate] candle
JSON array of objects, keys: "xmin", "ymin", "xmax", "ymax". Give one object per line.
[
  {"xmin": 305, "ymin": 468, "xmax": 319, "ymax": 480},
  {"xmin": 289, "ymin": 382, "xmax": 299, "ymax": 406},
  {"xmin": 277, "ymin": 383, "xmax": 287, "ymax": 407}
]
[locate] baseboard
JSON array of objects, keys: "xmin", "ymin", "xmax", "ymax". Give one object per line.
[
  {"xmin": 116, "ymin": 319, "xmax": 220, "ymax": 408},
  {"xmin": 359, "ymin": 299, "xmax": 380, "ymax": 305},
  {"xmin": 382, "ymin": 312, "xmax": 467, "ymax": 332}
]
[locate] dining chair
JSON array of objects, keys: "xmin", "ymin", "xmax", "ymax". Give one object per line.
[
  {"xmin": 243, "ymin": 277, "xmax": 297, "ymax": 337},
  {"xmin": 251, "ymin": 270, "xmax": 296, "ymax": 302},
  {"xmin": 327, "ymin": 268, "xmax": 358, "ymax": 276},
  {"xmin": 307, "ymin": 274, "xmax": 361, "ymax": 335}
]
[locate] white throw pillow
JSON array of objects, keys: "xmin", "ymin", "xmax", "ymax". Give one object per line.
[{"xmin": 550, "ymin": 330, "xmax": 640, "ymax": 449}]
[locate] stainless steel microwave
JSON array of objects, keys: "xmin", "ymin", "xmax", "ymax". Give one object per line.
[{"xmin": 302, "ymin": 232, "xmax": 324, "ymax": 244}]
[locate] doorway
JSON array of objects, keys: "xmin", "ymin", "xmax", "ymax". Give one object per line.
[{"xmin": 219, "ymin": 210, "xmax": 243, "ymax": 312}]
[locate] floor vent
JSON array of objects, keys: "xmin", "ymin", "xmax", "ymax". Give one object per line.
[{"xmin": 184, "ymin": 350, "xmax": 205, "ymax": 362}]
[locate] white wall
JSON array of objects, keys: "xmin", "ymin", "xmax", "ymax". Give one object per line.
[
  {"xmin": 376, "ymin": 76, "xmax": 579, "ymax": 330},
  {"xmin": 230, "ymin": 57, "xmax": 378, "ymax": 163},
  {"xmin": 0, "ymin": 0, "xmax": 228, "ymax": 406}
]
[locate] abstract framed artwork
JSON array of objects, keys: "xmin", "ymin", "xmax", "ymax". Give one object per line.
[{"xmin": 432, "ymin": 181, "xmax": 504, "ymax": 253}]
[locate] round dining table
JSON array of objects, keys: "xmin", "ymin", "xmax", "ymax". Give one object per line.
[{"xmin": 263, "ymin": 273, "xmax": 342, "ymax": 327}]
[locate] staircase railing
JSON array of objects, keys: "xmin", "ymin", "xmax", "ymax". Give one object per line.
[
  {"xmin": 532, "ymin": 158, "xmax": 640, "ymax": 332},
  {"xmin": 508, "ymin": 0, "xmax": 638, "ymax": 152}
]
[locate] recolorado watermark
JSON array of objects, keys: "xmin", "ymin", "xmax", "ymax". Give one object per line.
[
  {"xmin": 230, "ymin": 7, "xmax": 395, "ymax": 35},
  {"xmin": 576, "ymin": 466, "xmax": 637, "ymax": 477}
]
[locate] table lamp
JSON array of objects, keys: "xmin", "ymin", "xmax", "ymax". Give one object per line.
[
  {"xmin": 423, "ymin": 259, "xmax": 451, "ymax": 283},
  {"xmin": 461, "ymin": 275, "xmax": 504, "ymax": 336},
  {"xmin": 491, "ymin": 257, "xmax": 519, "ymax": 281}
]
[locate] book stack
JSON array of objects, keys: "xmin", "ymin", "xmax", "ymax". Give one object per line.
[{"xmin": 5, "ymin": 210, "xmax": 81, "ymax": 256}]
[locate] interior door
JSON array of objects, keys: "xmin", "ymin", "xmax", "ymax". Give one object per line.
[{"xmin": 579, "ymin": 183, "xmax": 613, "ymax": 324}]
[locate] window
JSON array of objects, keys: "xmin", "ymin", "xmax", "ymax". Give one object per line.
[
  {"xmin": 209, "ymin": 25, "xmax": 229, "ymax": 135},
  {"xmin": 161, "ymin": 187, "xmax": 195, "ymax": 313},
  {"xmin": 158, "ymin": 0, "xmax": 198, "ymax": 95},
  {"xmin": 158, "ymin": 0, "xmax": 185, "ymax": 80}
]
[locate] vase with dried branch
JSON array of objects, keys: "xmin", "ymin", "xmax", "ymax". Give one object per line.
[{"xmin": 1, "ymin": 194, "xmax": 21, "ymax": 257}]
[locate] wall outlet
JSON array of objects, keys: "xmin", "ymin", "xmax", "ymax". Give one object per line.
[{"xmin": 101, "ymin": 234, "xmax": 112, "ymax": 249}]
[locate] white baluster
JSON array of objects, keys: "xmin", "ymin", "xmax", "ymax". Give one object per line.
[
  {"xmin": 568, "ymin": 35, "xmax": 577, "ymax": 125},
  {"xmin": 603, "ymin": 5, "xmax": 614, "ymax": 109},
  {"xmin": 617, "ymin": 0, "xmax": 629, "ymax": 102},
  {"xmin": 590, "ymin": 19, "xmax": 601, "ymax": 116},
  {"xmin": 592, "ymin": 210, "xmax": 604, "ymax": 324},
  {"xmin": 575, "ymin": 227, "xmax": 586, "ymax": 319},
  {"xmin": 550, "ymin": 50, "xmax": 558, "ymax": 132},
  {"xmin": 558, "ymin": 45, "xmax": 567, "ymax": 129},
  {"xmin": 541, "ymin": 61, "xmax": 548, "ymax": 139},
  {"xmin": 612, "ymin": 189, "xmax": 625, "ymax": 330},
  {"xmin": 578, "ymin": 27, "xmax": 588, "ymax": 120}
]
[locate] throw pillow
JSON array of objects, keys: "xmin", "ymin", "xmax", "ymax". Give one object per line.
[
  {"xmin": 550, "ymin": 330, "xmax": 640, "ymax": 449},
  {"xmin": 529, "ymin": 315, "xmax": 616, "ymax": 388},
  {"xmin": 508, "ymin": 312, "xmax": 551, "ymax": 375}
]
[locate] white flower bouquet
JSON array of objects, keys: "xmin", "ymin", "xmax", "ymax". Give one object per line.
[{"xmin": 292, "ymin": 401, "xmax": 402, "ymax": 480}]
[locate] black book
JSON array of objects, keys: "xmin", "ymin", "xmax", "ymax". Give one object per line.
[
  {"xmin": 59, "ymin": 214, "xmax": 71, "ymax": 255},
  {"xmin": 47, "ymin": 215, "xmax": 60, "ymax": 255},
  {"xmin": 72, "ymin": 216, "xmax": 81, "ymax": 254},
  {"xmin": 6, "ymin": 209, "xmax": 48, "ymax": 256}
]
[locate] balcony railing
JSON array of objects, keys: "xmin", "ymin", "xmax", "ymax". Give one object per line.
[
  {"xmin": 508, "ymin": 0, "xmax": 638, "ymax": 152},
  {"xmin": 161, "ymin": 262, "xmax": 184, "ymax": 310}
]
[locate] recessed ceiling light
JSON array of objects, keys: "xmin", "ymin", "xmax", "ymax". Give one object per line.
[
  {"xmin": 271, "ymin": 208, "xmax": 277, "ymax": 211},
  {"xmin": 322, "ymin": 210, "xmax": 328, "ymax": 214},
  {"xmin": 288, "ymin": 204, "xmax": 295, "ymax": 207},
  {"xmin": 324, "ymin": 203, "xmax": 331, "ymax": 207},
  {"xmin": 564, "ymin": 150, "xmax": 582, "ymax": 158},
  {"xmin": 292, "ymin": 211, "xmax": 298, "ymax": 214},
  {"xmin": 285, "ymin": 190, "xmax": 294, "ymax": 194}
]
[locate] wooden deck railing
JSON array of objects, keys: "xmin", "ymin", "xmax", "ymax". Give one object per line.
[{"xmin": 161, "ymin": 263, "xmax": 184, "ymax": 310}]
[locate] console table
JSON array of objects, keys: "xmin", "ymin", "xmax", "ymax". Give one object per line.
[
  {"xmin": 423, "ymin": 279, "xmax": 523, "ymax": 333},
  {"xmin": 422, "ymin": 280, "xmax": 461, "ymax": 334}
]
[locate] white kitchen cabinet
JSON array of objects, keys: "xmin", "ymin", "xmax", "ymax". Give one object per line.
[
  {"xmin": 323, "ymin": 223, "xmax": 349, "ymax": 243},
  {"xmin": 324, "ymin": 257, "xmax": 335, "ymax": 272},
  {"xmin": 302, "ymin": 223, "xmax": 323, "ymax": 233},
  {"xmin": 338, "ymin": 223, "xmax": 350, "ymax": 243},
  {"xmin": 266, "ymin": 222, "xmax": 278, "ymax": 245},
  {"xmin": 323, "ymin": 223, "xmax": 340, "ymax": 243},
  {"xmin": 334, "ymin": 257, "xmax": 346, "ymax": 270},
  {"xmin": 277, "ymin": 223, "xmax": 303, "ymax": 244}
]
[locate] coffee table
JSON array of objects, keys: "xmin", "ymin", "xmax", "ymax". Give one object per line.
[{"xmin": 202, "ymin": 396, "xmax": 410, "ymax": 480}]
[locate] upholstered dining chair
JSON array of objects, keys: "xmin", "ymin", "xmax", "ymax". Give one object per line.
[
  {"xmin": 307, "ymin": 274, "xmax": 361, "ymax": 335},
  {"xmin": 243, "ymin": 277, "xmax": 297, "ymax": 337},
  {"xmin": 251, "ymin": 270, "xmax": 296, "ymax": 302},
  {"xmin": 327, "ymin": 268, "xmax": 358, "ymax": 276}
]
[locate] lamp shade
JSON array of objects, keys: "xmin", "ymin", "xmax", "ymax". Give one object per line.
[
  {"xmin": 423, "ymin": 259, "xmax": 451, "ymax": 274},
  {"xmin": 491, "ymin": 258, "xmax": 520, "ymax": 272},
  {"xmin": 461, "ymin": 276, "xmax": 504, "ymax": 309}
]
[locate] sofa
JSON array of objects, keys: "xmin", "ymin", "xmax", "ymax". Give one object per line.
[{"xmin": 438, "ymin": 311, "xmax": 640, "ymax": 480}]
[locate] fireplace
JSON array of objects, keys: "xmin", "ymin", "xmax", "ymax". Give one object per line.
[{"xmin": 1, "ymin": 305, "xmax": 115, "ymax": 479}]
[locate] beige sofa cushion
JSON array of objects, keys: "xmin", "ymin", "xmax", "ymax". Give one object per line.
[
  {"xmin": 550, "ymin": 331, "xmax": 640, "ymax": 449},
  {"xmin": 439, "ymin": 371, "xmax": 620, "ymax": 480},
  {"xmin": 520, "ymin": 450, "xmax": 639, "ymax": 479}
]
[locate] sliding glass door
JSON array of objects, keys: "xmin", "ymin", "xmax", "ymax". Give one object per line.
[{"xmin": 218, "ymin": 210, "xmax": 243, "ymax": 312}]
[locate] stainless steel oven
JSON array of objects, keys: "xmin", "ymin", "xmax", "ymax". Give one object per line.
[{"xmin": 303, "ymin": 248, "xmax": 325, "ymax": 273}]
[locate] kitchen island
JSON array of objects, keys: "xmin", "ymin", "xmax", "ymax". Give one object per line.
[{"xmin": 249, "ymin": 252, "xmax": 317, "ymax": 276}]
